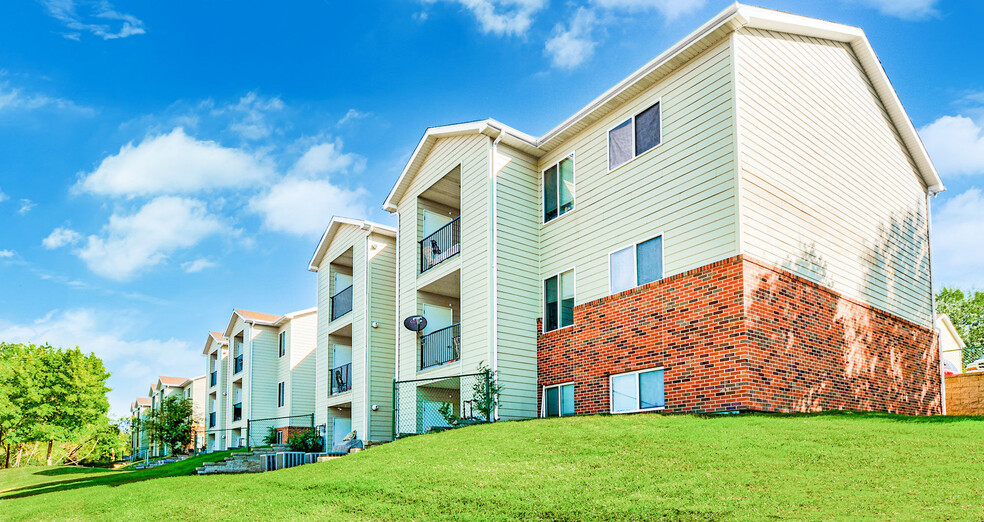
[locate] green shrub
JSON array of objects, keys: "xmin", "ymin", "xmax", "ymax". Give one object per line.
[{"xmin": 286, "ymin": 429, "xmax": 322, "ymax": 452}]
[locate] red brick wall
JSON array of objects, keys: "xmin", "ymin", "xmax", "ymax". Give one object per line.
[
  {"xmin": 536, "ymin": 255, "xmax": 941, "ymax": 416},
  {"xmin": 538, "ymin": 256, "xmax": 749, "ymax": 415},
  {"xmin": 742, "ymin": 257, "xmax": 941, "ymax": 415},
  {"xmin": 276, "ymin": 426, "xmax": 311, "ymax": 443}
]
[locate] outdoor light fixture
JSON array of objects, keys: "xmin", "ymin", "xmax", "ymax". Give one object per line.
[{"xmin": 371, "ymin": 404, "xmax": 379, "ymax": 411}]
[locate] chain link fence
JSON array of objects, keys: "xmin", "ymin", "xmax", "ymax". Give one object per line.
[
  {"xmin": 942, "ymin": 345, "xmax": 984, "ymax": 374},
  {"xmin": 393, "ymin": 371, "xmax": 494, "ymax": 438},
  {"xmin": 245, "ymin": 414, "xmax": 315, "ymax": 449}
]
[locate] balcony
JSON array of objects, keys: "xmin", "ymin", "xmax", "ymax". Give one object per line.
[
  {"xmin": 419, "ymin": 218, "xmax": 460, "ymax": 273},
  {"xmin": 330, "ymin": 363, "xmax": 352, "ymax": 395},
  {"xmin": 232, "ymin": 403, "xmax": 242, "ymax": 422},
  {"xmin": 420, "ymin": 323, "xmax": 461, "ymax": 370},
  {"xmin": 234, "ymin": 355, "xmax": 243, "ymax": 374},
  {"xmin": 331, "ymin": 284, "xmax": 353, "ymax": 321},
  {"xmin": 210, "ymin": 371, "xmax": 217, "ymax": 387},
  {"xmin": 209, "ymin": 412, "xmax": 216, "ymax": 428}
]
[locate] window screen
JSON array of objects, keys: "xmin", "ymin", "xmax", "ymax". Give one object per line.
[
  {"xmin": 611, "ymin": 374, "xmax": 637, "ymax": 413},
  {"xmin": 544, "ymin": 165, "xmax": 558, "ymax": 222},
  {"xmin": 544, "ymin": 269, "xmax": 575, "ymax": 331},
  {"xmin": 636, "ymin": 236, "xmax": 663, "ymax": 286},
  {"xmin": 558, "ymin": 156, "xmax": 574, "ymax": 215},
  {"xmin": 546, "ymin": 386, "xmax": 559, "ymax": 417},
  {"xmin": 610, "ymin": 246, "xmax": 635, "ymax": 294},
  {"xmin": 544, "ymin": 276, "xmax": 559, "ymax": 332},
  {"xmin": 635, "ymin": 102, "xmax": 661, "ymax": 156},
  {"xmin": 639, "ymin": 370, "xmax": 665, "ymax": 410},
  {"xmin": 609, "ymin": 120, "xmax": 633, "ymax": 170},
  {"xmin": 545, "ymin": 384, "xmax": 575, "ymax": 417}
]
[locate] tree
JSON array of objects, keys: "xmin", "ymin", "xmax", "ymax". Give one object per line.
[
  {"xmin": 145, "ymin": 396, "xmax": 194, "ymax": 456},
  {"xmin": 936, "ymin": 287, "xmax": 984, "ymax": 365},
  {"xmin": 0, "ymin": 343, "xmax": 110, "ymax": 467}
]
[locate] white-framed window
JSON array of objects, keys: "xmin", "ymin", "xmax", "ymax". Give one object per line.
[
  {"xmin": 275, "ymin": 431, "xmax": 283, "ymax": 444},
  {"xmin": 278, "ymin": 331, "xmax": 286, "ymax": 358},
  {"xmin": 608, "ymin": 100, "xmax": 662, "ymax": 171},
  {"xmin": 543, "ymin": 153, "xmax": 575, "ymax": 223},
  {"xmin": 610, "ymin": 367, "xmax": 665, "ymax": 414},
  {"xmin": 609, "ymin": 234, "xmax": 663, "ymax": 294},
  {"xmin": 542, "ymin": 383, "xmax": 575, "ymax": 417},
  {"xmin": 277, "ymin": 381, "xmax": 285, "ymax": 408},
  {"xmin": 544, "ymin": 268, "xmax": 575, "ymax": 332}
]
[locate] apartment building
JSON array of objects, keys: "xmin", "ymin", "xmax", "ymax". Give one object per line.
[
  {"xmin": 129, "ymin": 397, "xmax": 150, "ymax": 458},
  {"xmin": 147, "ymin": 376, "xmax": 201, "ymax": 456},
  {"xmin": 217, "ymin": 308, "xmax": 318, "ymax": 449},
  {"xmin": 203, "ymin": 331, "xmax": 228, "ymax": 452},
  {"xmin": 308, "ymin": 217, "xmax": 397, "ymax": 446},
  {"xmin": 383, "ymin": 4, "xmax": 943, "ymax": 428}
]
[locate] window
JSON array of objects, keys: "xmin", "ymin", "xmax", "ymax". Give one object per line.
[
  {"xmin": 278, "ymin": 331, "xmax": 286, "ymax": 358},
  {"xmin": 609, "ymin": 101, "xmax": 661, "ymax": 171},
  {"xmin": 610, "ymin": 368, "xmax": 665, "ymax": 413},
  {"xmin": 544, "ymin": 269, "xmax": 575, "ymax": 332},
  {"xmin": 543, "ymin": 154, "xmax": 575, "ymax": 222},
  {"xmin": 277, "ymin": 382, "xmax": 285, "ymax": 408},
  {"xmin": 275, "ymin": 431, "xmax": 283, "ymax": 444},
  {"xmin": 609, "ymin": 235, "xmax": 663, "ymax": 294},
  {"xmin": 543, "ymin": 383, "xmax": 575, "ymax": 417}
]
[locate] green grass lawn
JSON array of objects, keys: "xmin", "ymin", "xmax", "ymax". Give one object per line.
[{"xmin": 1, "ymin": 412, "xmax": 982, "ymax": 520}]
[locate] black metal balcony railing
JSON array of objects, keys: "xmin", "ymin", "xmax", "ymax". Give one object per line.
[
  {"xmin": 330, "ymin": 363, "xmax": 352, "ymax": 395},
  {"xmin": 234, "ymin": 355, "xmax": 243, "ymax": 374},
  {"xmin": 210, "ymin": 371, "xmax": 217, "ymax": 387},
  {"xmin": 420, "ymin": 323, "xmax": 461, "ymax": 370},
  {"xmin": 232, "ymin": 403, "xmax": 242, "ymax": 422},
  {"xmin": 331, "ymin": 284, "xmax": 353, "ymax": 321},
  {"xmin": 419, "ymin": 217, "xmax": 460, "ymax": 273},
  {"xmin": 209, "ymin": 412, "xmax": 216, "ymax": 428}
]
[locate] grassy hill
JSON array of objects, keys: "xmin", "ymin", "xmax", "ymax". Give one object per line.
[{"xmin": 1, "ymin": 412, "xmax": 982, "ymax": 520}]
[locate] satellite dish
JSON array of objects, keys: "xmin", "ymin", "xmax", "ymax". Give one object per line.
[{"xmin": 404, "ymin": 315, "xmax": 427, "ymax": 332}]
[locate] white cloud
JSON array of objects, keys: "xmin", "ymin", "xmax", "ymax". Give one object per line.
[
  {"xmin": 932, "ymin": 188, "xmax": 984, "ymax": 289},
  {"xmin": 591, "ymin": 0, "xmax": 707, "ymax": 19},
  {"xmin": 181, "ymin": 258, "xmax": 217, "ymax": 273},
  {"xmin": 77, "ymin": 196, "xmax": 225, "ymax": 280},
  {"xmin": 0, "ymin": 309, "xmax": 200, "ymax": 419},
  {"xmin": 290, "ymin": 141, "xmax": 366, "ymax": 178},
  {"xmin": 42, "ymin": 227, "xmax": 82, "ymax": 249},
  {"xmin": 17, "ymin": 199, "xmax": 35, "ymax": 215},
  {"xmin": 852, "ymin": 0, "xmax": 938, "ymax": 20},
  {"xmin": 337, "ymin": 108, "xmax": 370, "ymax": 126},
  {"xmin": 40, "ymin": 0, "xmax": 146, "ymax": 40},
  {"xmin": 0, "ymin": 250, "xmax": 15, "ymax": 258},
  {"xmin": 74, "ymin": 127, "xmax": 273, "ymax": 197},
  {"xmin": 429, "ymin": 0, "xmax": 547, "ymax": 36},
  {"xmin": 0, "ymin": 80, "xmax": 90, "ymax": 114},
  {"xmin": 251, "ymin": 178, "xmax": 369, "ymax": 236},
  {"xmin": 544, "ymin": 8, "xmax": 598, "ymax": 70},
  {"xmin": 0, "ymin": 188, "xmax": 7, "ymax": 203},
  {"xmin": 919, "ymin": 115, "xmax": 984, "ymax": 177},
  {"xmin": 221, "ymin": 92, "xmax": 285, "ymax": 140}
]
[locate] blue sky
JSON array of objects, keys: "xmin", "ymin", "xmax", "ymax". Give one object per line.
[{"xmin": 0, "ymin": 0, "xmax": 982, "ymax": 418}]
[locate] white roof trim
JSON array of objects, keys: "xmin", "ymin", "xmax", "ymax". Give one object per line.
[
  {"xmin": 384, "ymin": 2, "xmax": 943, "ymax": 210},
  {"xmin": 936, "ymin": 313, "xmax": 967, "ymax": 349},
  {"xmin": 308, "ymin": 216, "xmax": 397, "ymax": 271}
]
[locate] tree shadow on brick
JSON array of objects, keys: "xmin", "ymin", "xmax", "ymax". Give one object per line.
[{"xmin": 743, "ymin": 210, "xmax": 940, "ymax": 415}]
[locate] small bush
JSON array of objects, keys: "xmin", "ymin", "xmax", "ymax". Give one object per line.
[{"xmin": 286, "ymin": 429, "xmax": 323, "ymax": 452}]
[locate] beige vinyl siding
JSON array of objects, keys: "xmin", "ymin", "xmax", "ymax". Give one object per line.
[
  {"xmin": 538, "ymin": 38, "xmax": 738, "ymax": 304},
  {"xmin": 315, "ymin": 224, "xmax": 363, "ymax": 429},
  {"xmin": 288, "ymin": 313, "xmax": 318, "ymax": 421},
  {"xmin": 396, "ymin": 134, "xmax": 491, "ymax": 381},
  {"xmin": 367, "ymin": 232, "xmax": 397, "ymax": 441},
  {"xmin": 734, "ymin": 28, "xmax": 932, "ymax": 327},
  {"xmin": 227, "ymin": 316, "xmax": 248, "ymax": 431},
  {"xmin": 493, "ymin": 143, "xmax": 541, "ymax": 419},
  {"xmin": 248, "ymin": 324, "xmax": 280, "ymax": 424}
]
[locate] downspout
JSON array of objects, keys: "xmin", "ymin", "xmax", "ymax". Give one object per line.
[
  {"xmin": 363, "ymin": 223, "xmax": 374, "ymax": 439},
  {"xmin": 247, "ymin": 321, "xmax": 255, "ymax": 438},
  {"xmin": 927, "ymin": 190, "xmax": 944, "ymax": 415},
  {"xmin": 490, "ymin": 133, "xmax": 503, "ymax": 420},
  {"xmin": 394, "ymin": 212, "xmax": 401, "ymax": 383}
]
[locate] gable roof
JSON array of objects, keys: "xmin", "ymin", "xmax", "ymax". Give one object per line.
[
  {"xmin": 158, "ymin": 376, "xmax": 188, "ymax": 387},
  {"xmin": 203, "ymin": 330, "xmax": 229, "ymax": 355},
  {"xmin": 936, "ymin": 313, "xmax": 967, "ymax": 349},
  {"xmin": 308, "ymin": 216, "xmax": 397, "ymax": 271},
  {"xmin": 223, "ymin": 307, "xmax": 318, "ymax": 338},
  {"xmin": 134, "ymin": 397, "xmax": 150, "ymax": 407},
  {"xmin": 383, "ymin": 3, "xmax": 943, "ymax": 213}
]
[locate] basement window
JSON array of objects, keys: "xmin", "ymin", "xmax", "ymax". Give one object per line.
[
  {"xmin": 543, "ymin": 383, "xmax": 575, "ymax": 417},
  {"xmin": 609, "ymin": 235, "xmax": 663, "ymax": 294},
  {"xmin": 610, "ymin": 368, "xmax": 665, "ymax": 413}
]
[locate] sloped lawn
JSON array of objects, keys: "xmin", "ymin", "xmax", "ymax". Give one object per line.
[{"xmin": 1, "ymin": 412, "xmax": 981, "ymax": 520}]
